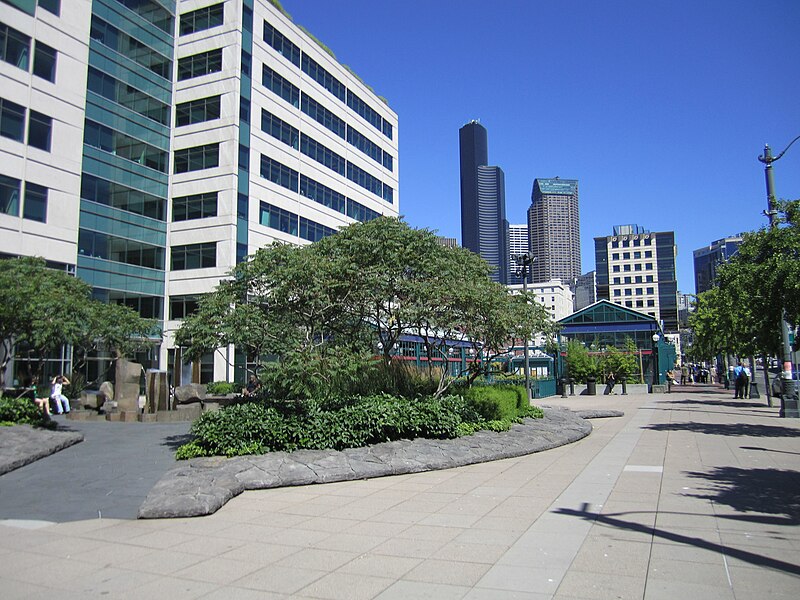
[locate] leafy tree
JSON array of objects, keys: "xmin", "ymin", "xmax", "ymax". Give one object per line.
[
  {"xmin": 0, "ymin": 257, "xmax": 158, "ymax": 387},
  {"xmin": 598, "ymin": 340, "xmax": 640, "ymax": 381},
  {"xmin": 565, "ymin": 340, "xmax": 597, "ymax": 383}
]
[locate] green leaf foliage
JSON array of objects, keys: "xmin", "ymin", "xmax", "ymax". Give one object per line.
[
  {"xmin": 565, "ymin": 340, "xmax": 598, "ymax": 382},
  {"xmin": 0, "ymin": 396, "xmax": 54, "ymax": 428}
]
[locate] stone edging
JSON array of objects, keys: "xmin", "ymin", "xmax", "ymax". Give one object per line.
[
  {"xmin": 137, "ymin": 407, "xmax": 596, "ymax": 519},
  {"xmin": 0, "ymin": 424, "xmax": 84, "ymax": 476}
]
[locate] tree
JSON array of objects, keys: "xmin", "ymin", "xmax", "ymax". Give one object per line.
[
  {"xmin": 565, "ymin": 340, "xmax": 597, "ymax": 383},
  {"xmin": 0, "ymin": 257, "xmax": 158, "ymax": 387}
]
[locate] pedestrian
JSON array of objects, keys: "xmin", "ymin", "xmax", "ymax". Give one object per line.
[
  {"xmin": 603, "ymin": 371, "xmax": 616, "ymax": 395},
  {"xmin": 733, "ymin": 363, "xmax": 746, "ymax": 399},
  {"xmin": 680, "ymin": 364, "xmax": 689, "ymax": 385},
  {"xmin": 742, "ymin": 364, "xmax": 751, "ymax": 399},
  {"xmin": 50, "ymin": 374, "xmax": 71, "ymax": 414}
]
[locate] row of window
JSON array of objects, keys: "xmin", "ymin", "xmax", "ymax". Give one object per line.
[
  {"xmin": 78, "ymin": 229, "xmax": 165, "ymax": 270},
  {"xmin": 81, "ymin": 173, "xmax": 166, "ymax": 221},
  {"xmin": 613, "ymin": 275, "xmax": 655, "ymax": 284},
  {"xmin": 84, "ymin": 119, "xmax": 167, "ymax": 172},
  {"xmin": 179, "ymin": 2, "xmax": 224, "ymax": 36},
  {"xmin": 177, "ymin": 48, "xmax": 222, "ymax": 81},
  {"xmin": 263, "ymin": 65, "xmax": 395, "ymax": 171},
  {"xmin": 0, "ymin": 23, "xmax": 57, "ymax": 82},
  {"xmin": 174, "ymin": 143, "xmax": 219, "ymax": 174},
  {"xmin": 117, "ymin": 0, "xmax": 174, "ymax": 34},
  {"xmin": 172, "ymin": 191, "xmax": 218, "ymax": 222},
  {"xmin": 611, "ymin": 250, "xmax": 653, "ymax": 260},
  {"xmin": 613, "ymin": 299, "xmax": 656, "ymax": 310},
  {"xmin": 610, "ymin": 237, "xmax": 653, "ymax": 248},
  {"xmin": 175, "ymin": 95, "xmax": 221, "ymax": 127},
  {"xmin": 87, "ymin": 67, "xmax": 170, "ymax": 126},
  {"xmin": 259, "ymin": 201, "xmax": 336, "ymax": 243},
  {"xmin": 611, "ymin": 262, "xmax": 653, "ymax": 273},
  {"xmin": 262, "ymin": 20, "xmax": 393, "ymax": 141},
  {"xmin": 0, "ymin": 97, "xmax": 52, "ymax": 151},
  {"xmin": 90, "ymin": 16, "xmax": 172, "ymax": 81},
  {"xmin": 612, "ymin": 287, "xmax": 656, "ymax": 296},
  {"xmin": 171, "ymin": 242, "xmax": 216, "ymax": 270},
  {"xmin": 0, "ymin": 174, "xmax": 47, "ymax": 222}
]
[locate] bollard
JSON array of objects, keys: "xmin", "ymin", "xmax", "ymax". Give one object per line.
[
  {"xmin": 560, "ymin": 378, "xmax": 568, "ymax": 398},
  {"xmin": 749, "ymin": 381, "xmax": 760, "ymax": 400},
  {"xmin": 569, "ymin": 378, "xmax": 575, "ymax": 396},
  {"xmin": 620, "ymin": 377, "xmax": 628, "ymax": 395}
]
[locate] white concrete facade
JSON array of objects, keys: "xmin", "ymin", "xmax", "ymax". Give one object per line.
[{"xmin": 508, "ymin": 279, "xmax": 574, "ymax": 346}]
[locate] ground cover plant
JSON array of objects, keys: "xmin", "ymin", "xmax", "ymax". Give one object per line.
[{"xmin": 0, "ymin": 395, "xmax": 54, "ymax": 428}]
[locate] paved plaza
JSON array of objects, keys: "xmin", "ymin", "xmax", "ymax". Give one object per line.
[{"xmin": 1, "ymin": 385, "xmax": 798, "ymax": 599}]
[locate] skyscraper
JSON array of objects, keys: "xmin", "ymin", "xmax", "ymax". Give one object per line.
[
  {"xmin": 693, "ymin": 235, "xmax": 742, "ymax": 294},
  {"xmin": 507, "ymin": 223, "xmax": 529, "ymax": 285},
  {"xmin": 0, "ymin": 0, "xmax": 399, "ymax": 384},
  {"xmin": 527, "ymin": 178, "xmax": 580, "ymax": 284},
  {"xmin": 459, "ymin": 120, "xmax": 508, "ymax": 284},
  {"xmin": 594, "ymin": 225, "xmax": 679, "ymax": 332}
]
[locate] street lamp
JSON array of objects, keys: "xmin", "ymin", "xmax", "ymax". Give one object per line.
[
  {"xmin": 651, "ymin": 333, "xmax": 660, "ymax": 391},
  {"xmin": 758, "ymin": 136, "xmax": 800, "ymax": 418},
  {"xmin": 514, "ymin": 253, "xmax": 536, "ymax": 404}
]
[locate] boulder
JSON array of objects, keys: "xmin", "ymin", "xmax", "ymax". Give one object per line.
[
  {"xmin": 174, "ymin": 383, "xmax": 206, "ymax": 407},
  {"xmin": 115, "ymin": 359, "xmax": 143, "ymax": 412}
]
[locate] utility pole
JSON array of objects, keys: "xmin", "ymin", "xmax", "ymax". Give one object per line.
[
  {"xmin": 515, "ymin": 254, "xmax": 536, "ymax": 404},
  {"xmin": 758, "ymin": 138, "xmax": 800, "ymax": 418}
]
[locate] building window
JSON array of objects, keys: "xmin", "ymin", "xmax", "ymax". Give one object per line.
[
  {"xmin": 38, "ymin": 0, "xmax": 61, "ymax": 15},
  {"xmin": 635, "ymin": 287, "xmax": 643, "ymax": 294},
  {"xmin": 301, "ymin": 93, "xmax": 345, "ymax": 139},
  {"xmin": 346, "ymin": 89, "xmax": 382, "ymax": 133},
  {"xmin": 636, "ymin": 300, "xmax": 644, "ymax": 307},
  {"xmin": 346, "ymin": 198, "xmax": 379, "ymax": 223},
  {"xmin": 169, "ymin": 295, "xmax": 201, "ymax": 319},
  {"xmin": 623, "ymin": 264, "xmax": 631, "ymax": 272},
  {"xmin": 624, "ymin": 276, "xmax": 632, "ymax": 284},
  {"xmin": 300, "ymin": 174, "xmax": 346, "ymax": 214},
  {"xmin": 0, "ymin": 97, "xmax": 25, "ymax": 142},
  {"xmin": 611, "ymin": 240, "xmax": 618, "ymax": 248},
  {"xmin": 635, "ymin": 276, "xmax": 642, "ymax": 283},
  {"xmin": 646, "ymin": 287, "xmax": 655, "ymax": 294},
  {"xmin": 301, "ymin": 133, "xmax": 345, "ymax": 175},
  {"xmin": 299, "ymin": 216, "xmax": 335, "ymax": 243},
  {"xmin": 172, "ymin": 191, "xmax": 218, "ymax": 221},
  {"xmin": 259, "ymin": 201, "xmax": 297, "ymax": 235},
  {"xmin": 261, "ymin": 109, "xmax": 299, "ymax": 149},
  {"xmin": 238, "ymin": 143, "xmax": 249, "ymax": 172},
  {"xmin": 347, "ymin": 125, "xmax": 383, "ymax": 167},
  {"xmin": 239, "ymin": 96, "xmax": 250, "ymax": 123},
  {"xmin": 612, "ymin": 253, "xmax": 619, "ymax": 260},
  {"xmin": 646, "ymin": 263, "xmax": 653, "ymax": 270},
  {"xmin": 27, "ymin": 110, "xmax": 52, "ymax": 151},
  {"xmin": 633, "ymin": 251, "xmax": 641, "ymax": 259},
  {"xmin": 260, "ymin": 155, "xmax": 298, "ymax": 191},
  {"xmin": 78, "ymin": 230, "xmax": 164, "ymax": 269},
  {"xmin": 33, "ymin": 41, "xmax": 56, "ymax": 82},
  {"xmin": 90, "ymin": 16, "xmax": 172, "ymax": 80},
  {"xmin": 645, "ymin": 250, "xmax": 652, "ymax": 258},
  {"xmin": 613, "ymin": 277, "xmax": 620, "ymax": 284},
  {"xmin": 87, "ymin": 67, "xmax": 169, "ymax": 126},
  {"xmin": 612, "ymin": 265, "xmax": 620, "ymax": 273},
  {"xmin": 262, "ymin": 64, "xmax": 299, "ymax": 107},
  {"xmin": 263, "ymin": 20, "xmax": 300, "ymax": 66},
  {"xmin": 301, "ymin": 54, "xmax": 345, "ymax": 101},
  {"xmin": 623, "ymin": 252, "xmax": 630, "ymax": 259},
  {"xmin": 177, "ymin": 48, "xmax": 222, "ymax": 81},
  {"xmin": 171, "ymin": 242, "xmax": 216, "ymax": 270},
  {"xmin": 81, "ymin": 174, "xmax": 165, "ymax": 220},
  {"xmin": 625, "ymin": 301, "xmax": 633, "ymax": 307},
  {"xmin": 634, "ymin": 263, "xmax": 642, "ymax": 271},
  {"xmin": 0, "ymin": 174, "xmax": 21, "ymax": 216},
  {"xmin": 624, "ymin": 289, "xmax": 632, "ymax": 296},
  {"xmin": 0, "ymin": 24, "xmax": 30, "ymax": 71},
  {"xmin": 175, "ymin": 95, "xmax": 221, "ymax": 126},
  {"xmin": 646, "ymin": 275, "xmax": 654, "ymax": 282},
  {"xmin": 647, "ymin": 300, "xmax": 655, "ymax": 307},
  {"xmin": 346, "ymin": 161, "xmax": 383, "ymax": 198},
  {"xmin": 174, "ymin": 143, "xmax": 220, "ymax": 173},
  {"xmin": 84, "ymin": 119, "xmax": 167, "ymax": 172},
  {"xmin": 613, "ymin": 289, "xmax": 621, "ymax": 297},
  {"xmin": 179, "ymin": 3, "xmax": 224, "ymax": 35},
  {"xmin": 22, "ymin": 182, "xmax": 47, "ymax": 222}
]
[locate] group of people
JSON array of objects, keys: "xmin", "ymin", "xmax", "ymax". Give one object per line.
[
  {"xmin": 679, "ymin": 363, "xmax": 714, "ymax": 384},
  {"xmin": 732, "ymin": 362, "xmax": 752, "ymax": 399},
  {"xmin": 30, "ymin": 374, "xmax": 71, "ymax": 416}
]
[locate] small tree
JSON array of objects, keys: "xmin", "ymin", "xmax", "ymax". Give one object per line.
[{"xmin": 565, "ymin": 340, "xmax": 597, "ymax": 383}]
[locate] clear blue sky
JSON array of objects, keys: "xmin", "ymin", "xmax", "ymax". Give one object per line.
[{"xmin": 283, "ymin": 0, "xmax": 800, "ymax": 293}]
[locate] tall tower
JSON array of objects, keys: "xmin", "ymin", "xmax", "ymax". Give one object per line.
[
  {"xmin": 527, "ymin": 178, "xmax": 580, "ymax": 284},
  {"xmin": 508, "ymin": 223, "xmax": 529, "ymax": 285},
  {"xmin": 459, "ymin": 121, "xmax": 508, "ymax": 283}
]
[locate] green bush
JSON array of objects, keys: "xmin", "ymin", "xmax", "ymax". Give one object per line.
[
  {"xmin": 462, "ymin": 384, "xmax": 527, "ymax": 421},
  {"xmin": 206, "ymin": 381, "xmax": 239, "ymax": 396},
  {"xmin": 0, "ymin": 396, "xmax": 53, "ymax": 428},
  {"xmin": 177, "ymin": 394, "xmax": 468, "ymax": 458}
]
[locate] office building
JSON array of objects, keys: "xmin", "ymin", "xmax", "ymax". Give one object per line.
[
  {"xmin": 1, "ymin": 0, "xmax": 399, "ymax": 384},
  {"xmin": 508, "ymin": 279, "xmax": 573, "ymax": 345},
  {"xmin": 594, "ymin": 224, "xmax": 679, "ymax": 332},
  {"xmin": 693, "ymin": 235, "xmax": 742, "ymax": 295},
  {"xmin": 507, "ymin": 223, "xmax": 528, "ymax": 285},
  {"xmin": 458, "ymin": 120, "xmax": 508, "ymax": 284},
  {"xmin": 574, "ymin": 271, "xmax": 596, "ymax": 311},
  {"xmin": 527, "ymin": 177, "xmax": 580, "ymax": 284}
]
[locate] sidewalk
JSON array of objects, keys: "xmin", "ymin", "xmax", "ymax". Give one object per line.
[{"xmin": 1, "ymin": 388, "xmax": 798, "ymax": 599}]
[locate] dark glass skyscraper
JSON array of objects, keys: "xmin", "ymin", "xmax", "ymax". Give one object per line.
[
  {"xmin": 528, "ymin": 178, "xmax": 581, "ymax": 284},
  {"xmin": 459, "ymin": 121, "xmax": 508, "ymax": 283}
]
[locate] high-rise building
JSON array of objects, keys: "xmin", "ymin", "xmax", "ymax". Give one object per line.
[
  {"xmin": 594, "ymin": 224, "xmax": 679, "ymax": 332},
  {"xmin": 1, "ymin": 0, "xmax": 399, "ymax": 384},
  {"xmin": 527, "ymin": 177, "xmax": 580, "ymax": 284},
  {"xmin": 693, "ymin": 235, "xmax": 742, "ymax": 294},
  {"xmin": 574, "ymin": 271, "xmax": 596, "ymax": 311},
  {"xmin": 459, "ymin": 120, "xmax": 508, "ymax": 284},
  {"xmin": 507, "ymin": 223, "xmax": 529, "ymax": 285}
]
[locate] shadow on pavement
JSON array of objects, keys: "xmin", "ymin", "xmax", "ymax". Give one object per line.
[
  {"xmin": 684, "ymin": 466, "xmax": 800, "ymax": 524},
  {"xmin": 554, "ymin": 502, "xmax": 800, "ymax": 576},
  {"xmin": 161, "ymin": 433, "xmax": 194, "ymax": 451},
  {"xmin": 740, "ymin": 445, "xmax": 800, "ymax": 456},
  {"xmin": 643, "ymin": 422, "xmax": 800, "ymax": 438},
  {"xmin": 662, "ymin": 399, "xmax": 768, "ymax": 409}
]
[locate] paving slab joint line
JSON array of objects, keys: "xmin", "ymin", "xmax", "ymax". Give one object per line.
[{"xmin": 137, "ymin": 407, "xmax": 596, "ymax": 519}]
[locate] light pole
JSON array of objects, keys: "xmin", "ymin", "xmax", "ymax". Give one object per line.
[
  {"xmin": 651, "ymin": 333, "xmax": 660, "ymax": 391},
  {"xmin": 758, "ymin": 137, "xmax": 800, "ymax": 418},
  {"xmin": 514, "ymin": 253, "xmax": 536, "ymax": 404}
]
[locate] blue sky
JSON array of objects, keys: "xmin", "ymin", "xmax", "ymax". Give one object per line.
[{"xmin": 283, "ymin": 0, "xmax": 800, "ymax": 293}]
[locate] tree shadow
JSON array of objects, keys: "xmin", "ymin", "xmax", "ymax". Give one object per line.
[
  {"xmin": 554, "ymin": 502, "xmax": 800, "ymax": 576},
  {"xmin": 740, "ymin": 445, "xmax": 800, "ymax": 456},
  {"xmin": 161, "ymin": 433, "xmax": 194, "ymax": 451},
  {"xmin": 662, "ymin": 399, "xmax": 768, "ymax": 409},
  {"xmin": 643, "ymin": 422, "xmax": 800, "ymax": 438},
  {"xmin": 684, "ymin": 466, "xmax": 800, "ymax": 523}
]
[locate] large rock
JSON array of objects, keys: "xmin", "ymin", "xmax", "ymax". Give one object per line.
[
  {"xmin": 115, "ymin": 359, "xmax": 143, "ymax": 412},
  {"xmin": 174, "ymin": 383, "xmax": 206, "ymax": 407}
]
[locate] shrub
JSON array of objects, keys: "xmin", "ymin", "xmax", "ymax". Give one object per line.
[
  {"xmin": 0, "ymin": 395, "xmax": 53, "ymax": 428},
  {"xmin": 206, "ymin": 381, "xmax": 239, "ymax": 396},
  {"xmin": 463, "ymin": 385, "xmax": 523, "ymax": 422}
]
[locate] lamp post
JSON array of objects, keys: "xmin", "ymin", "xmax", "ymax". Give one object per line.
[
  {"xmin": 651, "ymin": 333, "xmax": 660, "ymax": 391},
  {"xmin": 514, "ymin": 253, "xmax": 536, "ymax": 404},
  {"xmin": 758, "ymin": 137, "xmax": 800, "ymax": 418}
]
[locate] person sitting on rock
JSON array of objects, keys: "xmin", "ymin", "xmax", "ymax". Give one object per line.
[{"xmin": 50, "ymin": 374, "xmax": 71, "ymax": 414}]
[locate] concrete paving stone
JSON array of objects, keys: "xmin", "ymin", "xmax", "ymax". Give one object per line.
[
  {"xmin": 374, "ymin": 579, "xmax": 471, "ymax": 600},
  {"xmin": 167, "ymin": 534, "xmax": 245, "ymax": 557},
  {"xmin": 370, "ymin": 509, "xmax": 429, "ymax": 525},
  {"xmin": 643, "ymin": 577, "xmax": 735, "ymax": 600},
  {"xmin": 199, "ymin": 586, "xmax": 290, "ymax": 600},
  {"xmin": 648, "ymin": 540, "xmax": 726, "ymax": 565},
  {"xmin": 337, "ymin": 553, "xmax": 422, "ymax": 578},
  {"xmin": 234, "ymin": 564, "xmax": 328, "ymax": 595},
  {"xmin": 66, "ymin": 539, "xmax": 155, "ymax": 568},
  {"xmin": 568, "ymin": 537, "xmax": 651, "ymax": 577},
  {"xmin": 297, "ymin": 571, "xmax": 396, "ymax": 600},
  {"xmin": 726, "ymin": 565, "xmax": 800, "ymax": 599},
  {"xmin": 465, "ymin": 589, "xmax": 553, "ymax": 600},
  {"xmin": 477, "ymin": 564, "xmax": 563, "ymax": 595},
  {"xmin": 404, "ymin": 557, "xmax": 492, "ymax": 586},
  {"xmin": 274, "ymin": 547, "xmax": 359, "ymax": 572},
  {"xmin": 218, "ymin": 541, "xmax": 302, "ymax": 566},
  {"xmin": 647, "ymin": 557, "xmax": 733, "ymax": 586},
  {"xmin": 418, "ymin": 511, "xmax": 482, "ymax": 528},
  {"xmin": 395, "ymin": 523, "xmax": 464, "ymax": 543},
  {"xmin": 455, "ymin": 526, "xmax": 522, "ymax": 547},
  {"xmin": 117, "ymin": 574, "xmax": 219, "ymax": 599},
  {"xmin": 555, "ymin": 569, "xmax": 646, "ymax": 599},
  {"xmin": 370, "ymin": 536, "xmax": 449, "ymax": 559},
  {"xmin": 432, "ymin": 540, "xmax": 511, "ymax": 564},
  {"xmin": 68, "ymin": 565, "xmax": 163, "ymax": 596}
]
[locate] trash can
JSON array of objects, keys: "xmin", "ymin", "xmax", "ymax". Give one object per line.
[{"xmin": 586, "ymin": 376, "xmax": 597, "ymax": 396}]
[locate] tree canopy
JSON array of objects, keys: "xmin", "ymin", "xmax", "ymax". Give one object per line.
[
  {"xmin": 689, "ymin": 199, "xmax": 800, "ymax": 360},
  {"xmin": 0, "ymin": 257, "xmax": 158, "ymax": 387},
  {"xmin": 176, "ymin": 217, "xmax": 554, "ymax": 395}
]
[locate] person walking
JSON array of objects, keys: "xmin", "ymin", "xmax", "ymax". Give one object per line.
[
  {"xmin": 50, "ymin": 374, "xmax": 71, "ymax": 414},
  {"xmin": 733, "ymin": 363, "xmax": 746, "ymax": 399},
  {"xmin": 742, "ymin": 363, "xmax": 752, "ymax": 399}
]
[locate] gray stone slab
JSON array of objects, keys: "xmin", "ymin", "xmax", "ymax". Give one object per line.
[{"xmin": 0, "ymin": 424, "xmax": 83, "ymax": 475}]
